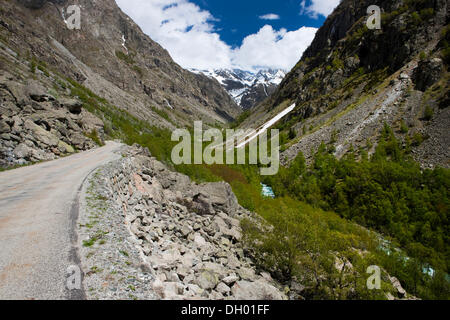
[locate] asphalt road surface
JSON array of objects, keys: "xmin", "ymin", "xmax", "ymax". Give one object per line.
[{"xmin": 0, "ymin": 141, "xmax": 122, "ymax": 300}]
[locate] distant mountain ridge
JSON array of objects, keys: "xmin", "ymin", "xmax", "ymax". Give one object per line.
[
  {"xmin": 2, "ymin": 0, "xmax": 241, "ymax": 128},
  {"xmin": 190, "ymin": 68, "xmax": 286, "ymax": 110}
]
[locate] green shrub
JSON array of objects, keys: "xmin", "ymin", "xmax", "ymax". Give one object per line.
[
  {"xmin": 419, "ymin": 51, "xmax": 427, "ymax": 61},
  {"xmin": 400, "ymin": 120, "xmax": 409, "ymax": 134},
  {"xmin": 115, "ymin": 50, "xmax": 135, "ymax": 65},
  {"xmin": 132, "ymin": 65, "xmax": 143, "ymax": 77},
  {"xmin": 412, "ymin": 132, "xmax": 424, "ymax": 146},
  {"xmin": 442, "ymin": 47, "xmax": 450, "ymax": 65},
  {"xmin": 332, "ymin": 57, "xmax": 344, "ymax": 70},
  {"xmin": 420, "ymin": 8, "xmax": 434, "ymax": 20},
  {"xmin": 37, "ymin": 64, "xmax": 50, "ymax": 77},
  {"xmin": 84, "ymin": 129, "xmax": 104, "ymax": 146},
  {"xmin": 262, "ymin": 127, "xmax": 449, "ymax": 299},
  {"xmin": 30, "ymin": 59, "xmax": 37, "ymax": 73},
  {"xmin": 411, "ymin": 12, "xmax": 422, "ymax": 25},
  {"xmin": 424, "ymin": 105, "xmax": 434, "ymax": 121},
  {"xmin": 150, "ymin": 106, "xmax": 172, "ymax": 124}
]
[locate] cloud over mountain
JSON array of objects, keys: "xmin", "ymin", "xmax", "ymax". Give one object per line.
[
  {"xmin": 300, "ymin": 0, "xmax": 341, "ymax": 18},
  {"xmin": 116, "ymin": 0, "xmax": 317, "ymax": 72}
]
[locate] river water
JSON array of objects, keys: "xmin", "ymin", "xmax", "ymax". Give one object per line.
[{"xmin": 261, "ymin": 183, "xmax": 275, "ymax": 198}]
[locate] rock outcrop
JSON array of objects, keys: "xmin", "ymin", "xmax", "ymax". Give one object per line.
[{"xmin": 0, "ymin": 71, "xmax": 103, "ymax": 168}]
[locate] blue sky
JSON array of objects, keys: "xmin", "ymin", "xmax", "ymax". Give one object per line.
[
  {"xmin": 188, "ymin": 0, "xmax": 326, "ymax": 47},
  {"xmin": 116, "ymin": 0, "xmax": 340, "ymax": 72}
]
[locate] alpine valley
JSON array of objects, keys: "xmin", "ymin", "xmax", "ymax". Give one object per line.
[{"xmin": 0, "ymin": 0, "xmax": 448, "ymax": 301}]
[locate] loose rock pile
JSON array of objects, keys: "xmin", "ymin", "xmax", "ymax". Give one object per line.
[
  {"xmin": 102, "ymin": 146, "xmax": 286, "ymax": 300},
  {"xmin": 0, "ymin": 71, "xmax": 104, "ymax": 168}
]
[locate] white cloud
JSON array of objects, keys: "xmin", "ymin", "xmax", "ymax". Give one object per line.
[
  {"xmin": 116, "ymin": 0, "xmax": 317, "ymax": 72},
  {"xmin": 301, "ymin": 0, "xmax": 340, "ymax": 18},
  {"xmin": 115, "ymin": 0, "xmax": 232, "ymax": 70},
  {"xmin": 259, "ymin": 14, "xmax": 280, "ymax": 21},
  {"xmin": 233, "ymin": 25, "xmax": 317, "ymax": 71}
]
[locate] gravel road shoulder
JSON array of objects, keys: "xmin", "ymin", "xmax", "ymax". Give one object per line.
[{"xmin": 77, "ymin": 157, "xmax": 157, "ymax": 300}]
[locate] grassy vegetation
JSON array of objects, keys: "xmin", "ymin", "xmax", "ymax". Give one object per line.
[
  {"xmin": 84, "ymin": 129, "xmax": 104, "ymax": 146},
  {"xmin": 115, "ymin": 50, "xmax": 135, "ymax": 65},
  {"xmin": 82, "ymin": 231, "xmax": 107, "ymax": 247},
  {"xmin": 230, "ymin": 110, "xmax": 251, "ymax": 129},
  {"xmin": 424, "ymin": 105, "xmax": 434, "ymax": 121},
  {"xmin": 64, "ymin": 75, "xmax": 449, "ymax": 299},
  {"xmin": 67, "ymin": 77, "xmax": 176, "ymax": 163},
  {"xmin": 150, "ymin": 106, "xmax": 173, "ymax": 124},
  {"xmin": 263, "ymin": 124, "xmax": 449, "ymax": 299},
  {"xmin": 400, "ymin": 120, "xmax": 409, "ymax": 134},
  {"xmin": 440, "ymin": 24, "xmax": 450, "ymax": 65}
]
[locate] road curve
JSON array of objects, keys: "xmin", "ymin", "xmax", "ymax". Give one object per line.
[{"xmin": 0, "ymin": 141, "xmax": 123, "ymax": 300}]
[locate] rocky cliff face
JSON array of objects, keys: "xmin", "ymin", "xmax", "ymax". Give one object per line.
[
  {"xmin": 1, "ymin": 0, "xmax": 241, "ymax": 128},
  {"xmin": 246, "ymin": 0, "xmax": 449, "ymax": 168}
]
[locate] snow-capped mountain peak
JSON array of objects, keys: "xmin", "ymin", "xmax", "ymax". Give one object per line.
[{"xmin": 190, "ymin": 68, "xmax": 286, "ymax": 110}]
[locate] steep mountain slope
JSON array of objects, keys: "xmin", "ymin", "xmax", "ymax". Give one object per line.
[
  {"xmin": 1, "ymin": 0, "xmax": 241, "ymax": 128},
  {"xmin": 191, "ymin": 68, "xmax": 285, "ymax": 110},
  {"xmin": 245, "ymin": 0, "xmax": 449, "ymax": 169}
]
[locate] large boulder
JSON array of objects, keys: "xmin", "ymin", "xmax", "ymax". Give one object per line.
[
  {"xmin": 231, "ymin": 280, "xmax": 286, "ymax": 300},
  {"xmin": 196, "ymin": 270, "xmax": 219, "ymax": 290},
  {"xmin": 0, "ymin": 120, "xmax": 11, "ymax": 133},
  {"xmin": 13, "ymin": 143, "xmax": 32, "ymax": 159},
  {"xmin": 24, "ymin": 120, "xmax": 59, "ymax": 147},
  {"xmin": 413, "ymin": 58, "xmax": 444, "ymax": 92},
  {"xmin": 58, "ymin": 140, "xmax": 75, "ymax": 154},
  {"xmin": 60, "ymin": 98, "xmax": 83, "ymax": 114},
  {"xmin": 2, "ymin": 81, "xmax": 30, "ymax": 107},
  {"xmin": 79, "ymin": 110, "xmax": 104, "ymax": 134},
  {"xmin": 26, "ymin": 80, "xmax": 51, "ymax": 102},
  {"xmin": 389, "ymin": 276, "xmax": 406, "ymax": 298},
  {"xmin": 185, "ymin": 182, "xmax": 239, "ymax": 216}
]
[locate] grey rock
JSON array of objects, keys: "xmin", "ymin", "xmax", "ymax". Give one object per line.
[
  {"xmin": 188, "ymin": 193, "xmax": 215, "ymax": 216},
  {"xmin": 0, "ymin": 120, "xmax": 11, "ymax": 133},
  {"xmin": 186, "ymin": 284, "xmax": 204, "ymax": 296},
  {"xmin": 60, "ymin": 98, "xmax": 83, "ymax": 114},
  {"xmin": 180, "ymin": 225, "xmax": 192, "ymax": 237},
  {"xmin": 389, "ymin": 276, "xmax": 406, "ymax": 298},
  {"xmin": 216, "ymin": 282, "xmax": 231, "ymax": 295},
  {"xmin": 222, "ymin": 275, "xmax": 239, "ymax": 286},
  {"xmin": 24, "ymin": 120, "xmax": 59, "ymax": 147},
  {"xmin": 237, "ymin": 267, "xmax": 257, "ymax": 281},
  {"xmin": 26, "ymin": 80, "xmax": 50, "ymax": 102},
  {"xmin": 413, "ymin": 58, "xmax": 444, "ymax": 91},
  {"xmin": 13, "ymin": 143, "xmax": 32, "ymax": 159},
  {"xmin": 197, "ymin": 182, "xmax": 239, "ymax": 214},
  {"xmin": 231, "ymin": 280, "xmax": 286, "ymax": 300},
  {"xmin": 30, "ymin": 148, "xmax": 54, "ymax": 161},
  {"xmin": 0, "ymin": 133, "xmax": 11, "ymax": 140},
  {"xmin": 196, "ymin": 270, "xmax": 219, "ymax": 290}
]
